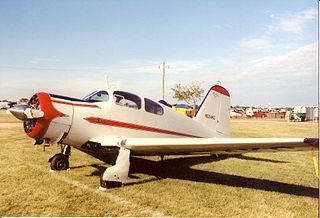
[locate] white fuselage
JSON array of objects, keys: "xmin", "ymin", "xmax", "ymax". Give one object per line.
[{"xmin": 45, "ymin": 90, "xmax": 216, "ymax": 152}]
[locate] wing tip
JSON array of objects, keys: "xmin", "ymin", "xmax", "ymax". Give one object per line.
[{"xmin": 304, "ymin": 138, "xmax": 319, "ymax": 147}]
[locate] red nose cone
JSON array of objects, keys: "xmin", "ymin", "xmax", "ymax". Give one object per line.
[{"xmin": 25, "ymin": 92, "xmax": 65, "ymax": 139}]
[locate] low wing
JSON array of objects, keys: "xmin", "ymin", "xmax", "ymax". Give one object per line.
[{"xmin": 90, "ymin": 136, "xmax": 318, "ymax": 156}]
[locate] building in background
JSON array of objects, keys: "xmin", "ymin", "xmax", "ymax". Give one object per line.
[{"xmin": 306, "ymin": 107, "xmax": 319, "ymax": 121}]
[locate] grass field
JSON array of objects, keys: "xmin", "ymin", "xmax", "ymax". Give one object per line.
[
  {"xmin": 0, "ymin": 110, "xmax": 318, "ymax": 217},
  {"xmin": 0, "ymin": 109, "xmax": 22, "ymax": 123}
]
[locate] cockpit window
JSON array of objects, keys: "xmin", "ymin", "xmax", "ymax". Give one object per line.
[
  {"xmin": 113, "ymin": 91, "xmax": 141, "ymax": 109},
  {"xmin": 83, "ymin": 91, "xmax": 109, "ymax": 102},
  {"xmin": 145, "ymin": 98, "xmax": 164, "ymax": 115}
]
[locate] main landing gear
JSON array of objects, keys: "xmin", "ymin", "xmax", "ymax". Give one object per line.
[
  {"xmin": 49, "ymin": 145, "xmax": 71, "ymax": 171},
  {"xmin": 99, "ymin": 147, "xmax": 131, "ymax": 190},
  {"xmin": 48, "ymin": 143, "xmax": 131, "ymax": 190}
]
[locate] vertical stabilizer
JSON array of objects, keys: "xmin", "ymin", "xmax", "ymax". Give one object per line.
[{"xmin": 194, "ymin": 85, "xmax": 230, "ymax": 138}]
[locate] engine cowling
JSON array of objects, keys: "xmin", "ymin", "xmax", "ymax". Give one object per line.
[{"xmin": 23, "ymin": 92, "xmax": 73, "ymax": 143}]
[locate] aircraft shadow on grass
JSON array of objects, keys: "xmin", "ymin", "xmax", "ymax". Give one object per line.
[{"xmin": 85, "ymin": 153, "xmax": 318, "ymax": 198}]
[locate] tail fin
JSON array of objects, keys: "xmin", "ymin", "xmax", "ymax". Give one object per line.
[{"xmin": 194, "ymin": 85, "xmax": 230, "ymax": 138}]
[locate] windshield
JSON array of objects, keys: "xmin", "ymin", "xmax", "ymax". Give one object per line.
[
  {"xmin": 83, "ymin": 91, "xmax": 97, "ymax": 100},
  {"xmin": 83, "ymin": 91, "xmax": 109, "ymax": 102}
]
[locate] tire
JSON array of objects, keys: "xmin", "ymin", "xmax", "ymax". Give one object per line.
[
  {"xmin": 100, "ymin": 173, "xmax": 122, "ymax": 189},
  {"xmin": 50, "ymin": 154, "xmax": 69, "ymax": 170},
  {"xmin": 107, "ymin": 181, "xmax": 122, "ymax": 188}
]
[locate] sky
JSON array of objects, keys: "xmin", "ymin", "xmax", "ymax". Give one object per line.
[{"xmin": 0, "ymin": 0, "xmax": 318, "ymax": 107}]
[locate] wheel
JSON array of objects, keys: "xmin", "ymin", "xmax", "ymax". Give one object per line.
[
  {"xmin": 50, "ymin": 154, "xmax": 69, "ymax": 170},
  {"xmin": 106, "ymin": 181, "xmax": 122, "ymax": 188},
  {"xmin": 100, "ymin": 173, "xmax": 122, "ymax": 189}
]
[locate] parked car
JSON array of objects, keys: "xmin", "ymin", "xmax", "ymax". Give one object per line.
[
  {"xmin": 0, "ymin": 102, "xmax": 9, "ymax": 109},
  {"xmin": 289, "ymin": 113, "xmax": 306, "ymax": 122},
  {"xmin": 253, "ymin": 111, "xmax": 267, "ymax": 118},
  {"xmin": 230, "ymin": 111, "xmax": 242, "ymax": 118},
  {"xmin": 246, "ymin": 108, "xmax": 254, "ymax": 117}
]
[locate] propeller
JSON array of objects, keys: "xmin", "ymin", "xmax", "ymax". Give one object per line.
[
  {"xmin": 7, "ymin": 105, "xmax": 29, "ymax": 121},
  {"xmin": 8, "ymin": 104, "xmax": 44, "ymax": 121}
]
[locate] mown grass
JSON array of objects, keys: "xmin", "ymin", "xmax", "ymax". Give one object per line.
[
  {"xmin": 0, "ymin": 116, "xmax": 318, "ymax": 217},
  {"xmin": 0, "ymin": 109, "xmax": 21, "ymax": 123}
]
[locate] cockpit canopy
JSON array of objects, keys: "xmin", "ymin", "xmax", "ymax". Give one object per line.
[{"xmin": 83, "ymin": 90, "xmax": 164, "ymax": 115}]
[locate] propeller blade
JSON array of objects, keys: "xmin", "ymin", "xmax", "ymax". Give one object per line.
[{"xmin": 7, "ymin": 104, "xmax": 29, "ymax": 121}]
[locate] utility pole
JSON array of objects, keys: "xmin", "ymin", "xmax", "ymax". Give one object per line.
[
  {"xmin": 105, "ymin": 74, "xmax": 110, "ymax": 89},
  {"xmin": 159, "ymin": 61, "xmax": 169, "ymax": 100}
]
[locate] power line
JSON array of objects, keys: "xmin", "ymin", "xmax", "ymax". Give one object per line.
[{"xmin": 0, "ymin": 64, "xmax": 159, "ymax": 72}]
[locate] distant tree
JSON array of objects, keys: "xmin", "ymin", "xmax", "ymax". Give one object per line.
[{"xmin": 171, "ymin": 81, "xmax": 204, "ymax": 108}]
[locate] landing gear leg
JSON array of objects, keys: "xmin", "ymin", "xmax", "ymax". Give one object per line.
[
  {"xmin": 49, "ymin": 145, "xmax": 71, "ymax": 171},
  {"xmin": 99, "ymin": 147, "xmax": 130, "ymax": 190},
  {"xmin": 160, "ymin": 155, "xmax": 164, "ymax": 161}
]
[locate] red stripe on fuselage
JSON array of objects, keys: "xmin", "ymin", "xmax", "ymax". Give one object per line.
[
  {"xmin": 52, "ymin": 99, "xmax": 99, "ymax": 108},
  {"xmin": 84, "ymin": 117, "xmax": 201, "ymax": 138}
]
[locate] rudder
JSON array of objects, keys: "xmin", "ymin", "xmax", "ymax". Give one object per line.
[{"xmin": 194, "ymin": 85, "xmax": 230, "ymax": 138}]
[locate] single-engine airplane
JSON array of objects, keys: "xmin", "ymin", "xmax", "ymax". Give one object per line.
[{"xmin": 8, "ymin": 85, "xmax": 318, "ymax": 189}]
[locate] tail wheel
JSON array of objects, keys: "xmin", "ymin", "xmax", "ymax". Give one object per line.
[{"xmin": 50, "ymin": 154, "xmax": 69, "ymax": 170}]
